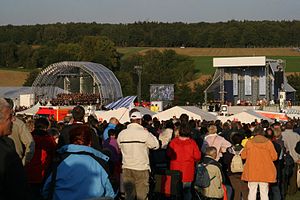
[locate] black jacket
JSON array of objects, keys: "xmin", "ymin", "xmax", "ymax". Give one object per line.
[{"xmin": 0, "ymin": 137, "xmax": 29, "ymax": 200}]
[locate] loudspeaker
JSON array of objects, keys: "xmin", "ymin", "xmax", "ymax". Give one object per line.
[{"xmin": 274, "ymin": 71, "xmax": 284, "ymax": 89}]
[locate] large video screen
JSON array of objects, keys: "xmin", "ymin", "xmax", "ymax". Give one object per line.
[{"xmin": 150, "ymin": 84, "xmax": 174, "ymax": 101}]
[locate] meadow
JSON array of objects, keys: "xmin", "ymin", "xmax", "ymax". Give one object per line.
[
  {"xmin": 0, "ymin": 69, "xmax": 29, "ymax": 86},
  {"xmin": 118, "ymin": 47, "xmax": 300, "ymax": 75}
]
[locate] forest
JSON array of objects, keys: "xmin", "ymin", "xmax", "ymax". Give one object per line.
[{"xmin": 0, "ymin": 20, "xmax": 299, "ymax": 47}]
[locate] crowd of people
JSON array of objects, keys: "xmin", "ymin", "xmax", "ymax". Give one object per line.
[
  {"xmin": 0, "ymin": 97, "xmax": 299, "ymax": 200},
  {"xmin": 50, "ymin": 93, "xmax": 101, "ymax": 106}
]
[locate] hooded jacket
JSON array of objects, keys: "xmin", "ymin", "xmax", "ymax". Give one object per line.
[
  {"xmin": 42, "ymin": 144, "xmax": 115, "ymax": 200},
  {"xmin": 25, "ymin": 129, "xmax": 56, "ymax": 183},
  {"xmin": 241, "ymin": 135, "xmax": 277, "ymax": 183}
]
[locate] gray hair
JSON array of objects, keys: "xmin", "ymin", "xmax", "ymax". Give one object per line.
[{"xmin": 0, "ymin": 98, "xmax": 10, "ymax": 122}]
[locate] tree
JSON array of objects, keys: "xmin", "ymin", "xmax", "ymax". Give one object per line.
[
  {"xmin": 80, "ymin": 36, "xmax": 120, "ymax": 71},
  {"xmin": 0, "ymin": 42, "xmax": 18, "ymax": 67},
  {"xmin": 287, "ymin": 73, "xmax": 300, "ymax": 101},
  {"xmin": 16, "ymin": 43, "xmax": 33, "ymax": 68},
  {"xmin": 174, "ymin": 83, "xmax": 193, "ymax": 106},
  {"xmin": 120, "ymin": 49, "xmax": 196, "ymax": 101},
  {"xmin": 23, "ymin": 69, "xmax": 41, "ymax": 86},
  {"xmin": 115, "ymin": 71, "xmax": 135, "ymax": 96}
]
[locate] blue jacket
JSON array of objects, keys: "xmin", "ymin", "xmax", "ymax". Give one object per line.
[
  {"xmin": 103, "ymin": 123, "xmax": 116, "ymax": 141},
  {"xmin": 42, "ymin": 144, "xmax": 115, "ymax": 200}
]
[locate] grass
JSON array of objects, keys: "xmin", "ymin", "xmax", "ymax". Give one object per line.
[
  {"xmin": 191, "ymin": 56, "xmax": 214, "ymax": 75},
  {"xmin": 0, "ymin": 66, "xmax": 33, "ymax": 72},
  {"xmin": 268, "ymin": 56, "xmax": 300, "ymax": 72},
  {"xmin": 117, "ymin": 48, "xmax": 300, "ymax": 75},
  {"xmin": 192, "ymin": 56, "xmax": 300, "ymax": 75},
  {"xmin": 117, "ymin": 47, "xmax": 150, "ymax": 58},
  {"xmin": 0, "ymin": 69, "xmax": 29, "ymax": 86}
]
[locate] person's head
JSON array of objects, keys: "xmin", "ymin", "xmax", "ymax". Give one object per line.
[
  {"xmin": 72, "ymin": 105, "xmax": 85, "ymax": 122},
  {"xmin": 165, "ymin": 120, "xmax": 174, "ymax": 130},
  {"xmin": 208, "ymin": 124, "xmax": 217, "ymax": 135},
  {"xmin": 205, "ymin": 146, "xmax": 217, "ymax": 159},
  {"xmin": 179, "ymin": 114, "xmax": 189, "ymax": 124},
  {"xmin": 222, "ymin": 122, "xmax": 231, "ymax": 130},
  {"xmin": 109, "ymin": 117, "xmax": 119, "ymax": 125},
  {"xmin": 0, "ymin": 98, "xmax": 14, "ymax": 136},
  {"xmin": 272, "ymin": 122, "xmax": 281, "ymax": 130},
  {"xmin": 273, "ymin": 127, "xmax": 282, "ymax": 138},
  {"xmin": 129, "ymin": 110, "xmax": 142, "ymax": 124},
  {"xmin": 69, "ymin": 125, "xmax": 92, "ymax": 146},
  {"xmin": 230, "ymin": 132, "xmax": 244, "ymax": 145},
  {"xmin": 265, "ymin": 127, "xmax": 275, "ymax": 140},
  {"xmin": 34, "ymin": 117, "xmax": 50, "ymax": 130},
  {"xmin": 261, "ymin": 120, "xmax": 270, "ymax": 129},
  {"xmin": 188, "ymin": 119, "xmax": 196, "ymax": 129},
  {"xmin": 142, "ymin": 114, "xmax": 152, "ymax": 125},
  {"xmin": 153, "ymin": 120, "xmax": 160, "ymax": 129},
  {"xmin": 179, "ymin": 123, "xmax": 191, "ymax": 137},
  {"xmin": 108, "ymin": 128, "xmax": 117, "ymax": 138},
  {"xmin": 285, "ymin": 121, "xmax": 293, "ymax": 130},
  {"xmin": 252, "ymin": 126, "xmax": 265, "ymax": 136},
  {"xmin": 48, "ymin": 128, "xmax": 60, "ymax": 143}
]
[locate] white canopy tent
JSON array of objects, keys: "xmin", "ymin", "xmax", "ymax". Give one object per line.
[
  {"xmin": 95, "ymin": 107, "xmax": 156, "ymax": 123},
  {"xmin": 153, "ymin": 106, "xmax": 217, "ymax": 121},
  {"xmin": 16, "ymin": 102, "xmax": 42, "ymax": 116},
  {"xmin": 217, "ymin": 110, "xmax": 273, "ymax": 123}
]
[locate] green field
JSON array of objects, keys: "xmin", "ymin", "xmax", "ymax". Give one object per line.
[
  {"xmin": 117, "ymin": 47, "xmax": 150, "ymax": 58},
  {"xmin": 192, "ymin": 56, "xmax": 300, "ymax": 75},
  {"xmin": 117, "ymin": 47, "xmax": 300, "ymax": 75},
  {"xmin": 269, "ymin": 56, "xmax": 300, "ymax": 72}
]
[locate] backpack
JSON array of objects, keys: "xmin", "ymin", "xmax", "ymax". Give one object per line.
[
  {"xmin": 230, "ymin": 149, "xmax": 244, "ymax": 173},
  {"xmin": 195, "ymin": 161, "xmax": 215, "ymax": 188},
  {"xmin": 283, "ymin": 151, "xmax": 295, "ymax": 178}
]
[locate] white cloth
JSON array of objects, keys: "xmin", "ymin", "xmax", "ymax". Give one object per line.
[
  {"xmin": 248, "ymin": 182, "xmax": 269, "ymax": 200},
  {"xmin": 282, "ymin": 129, "xmax": 300, "ymax": 162},
  {"xmin": 159, "ymin": 128, "xmax": 173, "ymax": 149}
]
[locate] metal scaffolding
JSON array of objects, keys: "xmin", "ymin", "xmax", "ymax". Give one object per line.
[{"xmin": 32, "ymin": 61, "xmax": 123, "ymax": 105}]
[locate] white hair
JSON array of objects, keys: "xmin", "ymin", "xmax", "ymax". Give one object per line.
[{"xmin": 0, "ymin": 98, "xmax": 10, "ymax": 122}]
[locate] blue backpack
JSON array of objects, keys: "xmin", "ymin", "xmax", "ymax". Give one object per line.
[{"xmin": 195, "ymin": 161, "xmax": 215, "ymax": 188}]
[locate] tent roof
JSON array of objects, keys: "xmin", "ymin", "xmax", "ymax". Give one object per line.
[
  {"xmin": 218, "ymin": 110, "xmax": 273, "ymax": 123},
  {"xmin": 153, "ymin": 106, "xmax": 217, "ymax": 121},
  {"xmin": 96, "ymin": 106, "xmax": 155, "ymax": 123},
  {"xmin": 16, "ymin": 102, "xmax": 42, "ymax": 115},
  {"xmin": 105, "ymin": 96, "xmax": 136, "ymax": 110}
]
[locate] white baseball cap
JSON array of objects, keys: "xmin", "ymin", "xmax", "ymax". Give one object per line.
[{"xmin": 130, "ymin": 111, "xmax": 142, "ymax": 119}]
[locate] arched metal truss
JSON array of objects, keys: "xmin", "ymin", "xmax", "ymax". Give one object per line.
[{"xmin": 32, "ymin": 61, "xmax": 123, "ymax": 105}]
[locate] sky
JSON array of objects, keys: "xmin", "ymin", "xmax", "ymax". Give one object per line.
[{"xmin": 0, "ymin": 0, "xmax": 299, "ymax": 25}]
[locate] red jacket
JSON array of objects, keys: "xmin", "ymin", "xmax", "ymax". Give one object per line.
[
  {"xmin": 25, "ymin": 130, "xmax": 57, "ymax": 183},
  {"xmin": 167, "ymin": 137, "xmax": 201, "ymax": 182}
]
